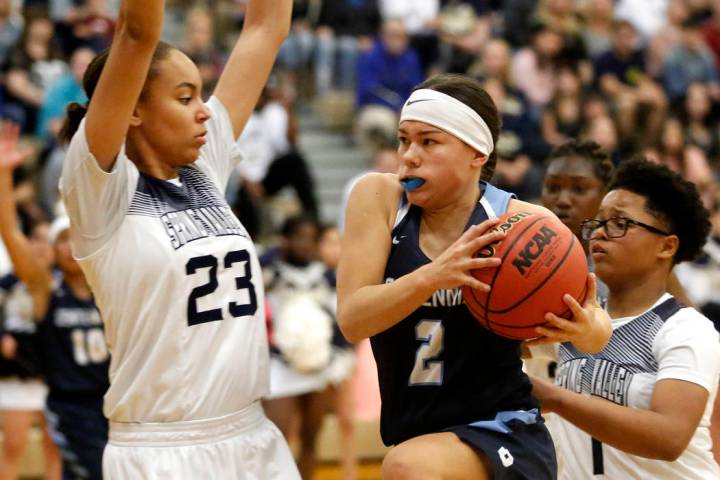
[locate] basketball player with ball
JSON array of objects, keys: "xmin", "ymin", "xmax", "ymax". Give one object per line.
[{"xmin": 337, "ymin": 74, "xmax": 612, "ymax": 480}]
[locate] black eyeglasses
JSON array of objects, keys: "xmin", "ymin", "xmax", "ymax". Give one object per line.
[{"xmin": 580, "ymin": 216, "xmax": 672, "ymax": 241}]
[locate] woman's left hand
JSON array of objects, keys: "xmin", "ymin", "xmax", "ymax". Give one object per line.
[{"xmin": 526, "ymin": 273, "xmax": 612, "ymax": 353}]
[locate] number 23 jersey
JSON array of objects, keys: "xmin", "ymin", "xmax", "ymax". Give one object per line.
[{"xmin": 60, "ymin": 97, "xmax": 268, "ymax": 423}]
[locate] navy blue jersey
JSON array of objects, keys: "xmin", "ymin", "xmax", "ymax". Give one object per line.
[
  {"xmin": 36, "ymin": 277, "xmax": 109, "ymax": 396},
  {"xmin": 0, "ymin": 274, "xmax": 41, "ymax": 378},
  {"xmin": 372, "ymin": 182, "xmax": 538, "ymax": 445}
]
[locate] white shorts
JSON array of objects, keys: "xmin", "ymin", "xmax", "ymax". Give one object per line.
[
  {"xmin": 267, "ymin": 356, "xmax": 328, "ymax": 399},
  {"xmin": 0, "ymin": 378, "xmax": 48, "ymax": 411},
  {"xmin": 103, "ymin": 402, "xmax": 300, "ymax": 480}
]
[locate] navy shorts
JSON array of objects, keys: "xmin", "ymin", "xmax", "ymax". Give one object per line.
[
  {"xmin": 45, "ymin": 394, "xmax": 107, "ymax": 480},
  {"xmin": 446, "ymin": 415, "xmax": 557, "ymax": 480}
]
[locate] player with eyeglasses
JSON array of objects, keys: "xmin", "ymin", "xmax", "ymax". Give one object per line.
[
  {"xmin": 580, "ymin": 216, "xmax": 672, "ymax": 240},
  {"xmin": 532, "ymin": 156, "xmax": 720, "ymax": 479}
]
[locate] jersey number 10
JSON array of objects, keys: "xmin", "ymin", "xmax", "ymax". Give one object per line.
[{"xmin": 185, "ymin": 249, "xmax": 258, "ymax": 326}]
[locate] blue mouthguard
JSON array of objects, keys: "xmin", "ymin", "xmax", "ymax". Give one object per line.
[{"xmin": 400, "ymin": 178, "xmax": 426, "ymax": 191}]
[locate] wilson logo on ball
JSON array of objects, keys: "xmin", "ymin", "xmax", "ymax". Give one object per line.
[{"xmin": 475, "ymin": 212, "xmax": 534, "ymax": 258}]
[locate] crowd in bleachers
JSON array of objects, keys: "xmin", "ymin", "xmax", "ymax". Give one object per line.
[{"xmin": 2, "ymin": 0, "xmax": 720, "ymax": 478}]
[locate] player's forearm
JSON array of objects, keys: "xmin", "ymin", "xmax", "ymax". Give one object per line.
[
  {"xmin": 0, "ymin": 168, "xmax": 20, "ymax": 241},
  {"xmin": 243, "ymin": 0, "xmax": 292, "ymax": 43},
  {"xmin": 338, "ymin": 264, "xmax": 438, "ymax": 343},
  {"xmin": 119, "ymin": 0, "xmax": 164, "ymax": 43},
  {"xmin": 0, "ymin": 170, "xmax": 50, "ymax": 292},
  {"xmin": 553, "ymin": 388, "xmax": 690, "ymax": 461}
]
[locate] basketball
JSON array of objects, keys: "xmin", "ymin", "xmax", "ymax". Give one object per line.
[{"xmin": 462, "ymin": 211, "xmax": 589, "ymax": 340}]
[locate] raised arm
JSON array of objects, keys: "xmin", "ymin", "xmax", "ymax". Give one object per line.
[
  {"xmin": 0, "ymin": 123, "xmax": 52, "ymax": 306},
  {"xmin": 213, "ymin": 0, "xmax": 292, "ymax": 139},
  {"xmin": 336, "ymin": 174, "xmax": 503, "ymax": 343},
  {"xmin": 84, "ymin": 0, "xmax": 164, "ymax": 170}
]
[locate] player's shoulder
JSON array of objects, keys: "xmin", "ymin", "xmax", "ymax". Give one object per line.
[
  {"xmin": 352, "ymin": 172, "xmax": 402, "ymax": 194},
  {"xmin": 654, "ymin": 300, "xmax": 720, "ymax": 347},
  {"xmin": 348, "ymin": 173, "xmax": 403, "ymax": 211}
]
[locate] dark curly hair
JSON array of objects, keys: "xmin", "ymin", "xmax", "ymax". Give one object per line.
[
  {"xmin": 608, "ymin": 156, "xmax": 710, "ymax": 264},
  {"xmin": 414, "ymin": 74, "xmax": 500, "ymax": 182},
  {"xmin": 545, "ymin": 140, "xmax": 614, "ymax": 187}
]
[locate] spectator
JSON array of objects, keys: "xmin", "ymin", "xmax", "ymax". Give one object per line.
[
  {"xmin": 483, "ymin": 77, "xmax": 546, "ymax": 163},
  {"xmin": 646, "ymin": 117, "xmax": 715, "ymax": 186},
  {"xmin": 435, "ymin": 1, "xmax": 492, "ymax": 74},
  {"xmin": 614, "ymin": 0, "xmax": 671, "ymax": 40},
  {"xmin": 71, "ymin": 0, "xmax": 115, "ymax": 51},
  {"xmin": 0, "ymin": 0, "xmax": 22, "ymax": 68},
  {"xmin": 36, "ymin": 46, "xmax": 93, "ymax": 140},
  {"xmin": 276, "ymin": 0, "xmax": 317, "ymax": 90},
  {"xmin": 577, "ymin": 0, "xmax": 614, "ymax": 59},
  {"xmin": 510, "ymin": 22, "xmax": 564, "ymax": 113},
  {"xmin": 701, "ymin": 0, "xmax": 720, "ymax": 69},
  {"xmin": 594, "ymin": 20, "xmax": 667, "ymax": 147},
  {"xmin": 681, "ymin": 82, "xmax": 720, "ymax": 161},
  {"xmin": 502, "ymin": 0, "xmax": 539, "ymax": 48},
  {"xmin": 315, "ymin": 0, "xmax": 381, "ymax": 94},
  {"xmin": 469, "ymin": 37, "xmax": 513, "ymax": 85},
  {"xmin": 379, "ymin": 0, "xmax": 440, "ymax": 70},
  {"xmin": 584, "ymin": 114, "xmax": 621, "ymax": 164},
  {"xmin": 647, "ymin": 0, "xmax": 689, "ymax": 78},
  {"xmin": 181, "ymin": 7, "xmax": 225, "ymax": 99},
  {"xmin": 354, "ymin": 19, "xmax": 424, "ymax": 151},
  {"xmin": 675, "ymin": 196, "xmax": 720, "ymax": 331},
  {"xmin": 662, "ymin": 15, "xmax": 720, "ymax": 104},
  {"xmin": 2, "ymin": 15, "xmax": 67, "ymax": 133},
  {"xmin": 233, "ymin": 79, "xmax": 318, "ymax": 239},
  {"xmin": 542, "ymin": 64, "xmax": 585, "ymax": 148}
]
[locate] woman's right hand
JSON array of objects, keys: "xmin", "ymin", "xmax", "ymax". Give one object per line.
[
  {"xmin": 422, "ymin": 217, "xmax": 505, "ymax": 292},
  {"xmin": 0, "ymin": 122, "xmax": 32, "ymax": 171}
]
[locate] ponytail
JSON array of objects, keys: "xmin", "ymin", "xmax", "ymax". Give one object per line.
[{"xmin": 59, "ymin": 102, "xmax": 88, "ymax": 144}]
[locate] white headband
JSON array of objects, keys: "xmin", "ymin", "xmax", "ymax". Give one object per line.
[{"xmin": 399, "ymin": 88, "xmax": 494, "ymax": 156}]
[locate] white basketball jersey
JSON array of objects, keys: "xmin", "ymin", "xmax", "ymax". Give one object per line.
[
  {"xmin": 549, "ymin": 294, "xmax": 720, "ymax": 479},
  {"xmin": 60, "ymin": 97, "xmax": 269, "ymax": 423}
]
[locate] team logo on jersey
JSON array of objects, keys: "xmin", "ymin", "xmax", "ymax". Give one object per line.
[
  {"xmin": 423, "ymin": 288, "xmax": 464, "ymax": 308},
  {"xmin": 161, "ymin": 206, "xmax": 248, "ymax": 249},
  {"xmin": 555, "ymin": 358, "xmax": 633, "ymax": 406}
]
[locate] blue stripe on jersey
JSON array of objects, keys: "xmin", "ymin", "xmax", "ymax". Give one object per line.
[
  {"xmin": 556, "ymin": 297, "xmax": 683, "ymax": 405},
  {"xmin": 481, "ymin": 182, "xmax": 515, "ymax": 218}
]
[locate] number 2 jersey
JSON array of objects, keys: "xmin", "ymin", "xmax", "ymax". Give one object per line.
[
  {"xmin": 60, "ymin": 97, "xmax": 268, "ymax": 423},
  {"xmin": 373, "ymin": 182, "xmax": 538, "ymax": 446}
]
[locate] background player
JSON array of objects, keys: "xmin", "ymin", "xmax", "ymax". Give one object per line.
[
  {"xmin": 0, "ymin": 121, "xmax": 108, "ymax": 479},
  {"xmin": 338, "ymin": 74, "xmax": 612, "ymax": 480},
  {"xmin": 0, "ymin": 173, "xmax": 60, "ymax": 480},
  {"xmin": 532, "ymin": 157, "xmax": 720, "ymax": 478},
  {"xmin": 58, "ymin": 0, "xmax": 299, "ymax": 478}
]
